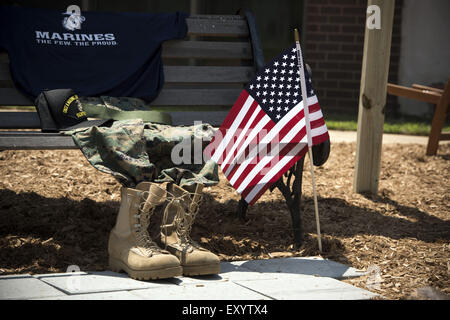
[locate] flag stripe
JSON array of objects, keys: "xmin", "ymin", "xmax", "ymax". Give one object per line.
[
  {"xmin": 211, "ymin": 93, "xmax": 254, "ymax": 163},
  {"xmin": 243, "ymin": 141, "xmax": 308, "ymax": 203},
  {"xmin": 245, "ymin": 144, "xmax": 309, "ymax": 204},
  {"xmin": 239, "ymin": 126, "xmax": 308, "ymax": 201},
  {"xmin": 224, "ymin": 100, "xmax": 260, "ymax": 164},
  {"xmin": 204, "ymin": 91, "xmax": 249, "ymax": 159},
  {"xmin": 218, "ymin": 90, "xmax": 249, "ymax": 132},
  {"xmin": 221, "ymin": 101, "xmax": 263, "ymax": 167},
  {"xmin": 222, "ymin": 109, "xmax": 272, "ymax": 176},
  {"xmin": 227, "ymin": 97, "xmax": 319, "ymax": 189},
  {"xmin": 233, "ymin": 113, "xmax": 307, "ymax": 193},
  {"xmin": 312, "ymin": 128, "xmax": 330, "ymax": 145},
  {"xmin": 223, "ymin": 95, "xmax": 318, "ymax": 176},
  {"xmin": 231, "ymin": 109, "xmax": 306, "ymax": 191}
]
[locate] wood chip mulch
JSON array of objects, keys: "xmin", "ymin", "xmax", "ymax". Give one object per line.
[{"xmin": 0, "ymin": 142, "xmax": 449, "ymax": 300}]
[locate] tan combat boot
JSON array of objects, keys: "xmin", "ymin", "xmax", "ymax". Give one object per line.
[
  {"xmin": 108, "ymin": 182, "xmax": 182, "ymax": 280},
  {"xmin": 160, "ymin": 183, "xmax": 220, "ymax": 276}
]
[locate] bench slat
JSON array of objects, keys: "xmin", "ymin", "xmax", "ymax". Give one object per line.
[
  {"xmin": 0, "ymin": 64, "xmax": 253, "ymax": 84},
  {"xmin": 387, "ymin": 83, "xmax": 441, "ymax": 104},
  {"xmin": 1, "ymin": 41, "xmax": 252, "ymax": 64},
  {"xmin": 0, "ymin": 41, "xmax": 252, "ymax": 81},
  {"xmin": 0, "ymin": 110, "xmax": 230, "ymax": 130},
  {"xmin": 0, "ymin": 109, "xmax": 229, "ymax": 129},
  {"xmin": 0, "ymin": 112, "xmax": 39, "ymax": 128},
  {"xmin": 186, "ymin": 16, "xmax": 249, "ymax": 37},
  {"xmin": 0, "ymin": 88, "xmax": 33, "ymax": 106},
  {"xmin": 0, "ymin": 131, "xmax": 77, "ymax": 150},
  {"xmin": 0, "ymin": 87, "xmax": 242, "ymax": 107},
  {"xmin": 164, "ymin": 66, "xmax": 253, "ymax": 83},
  {"xmin": 153, "ymin": 88, "xmax": 241, "ymax": 105},
  {"xmin": 0, "ymin": 110, "xmax": 227, "ymax": 149},
  {"xmin": 162, "ymin": 41, "xmax": 252, "ymax": 59},
  {"xmin": 170, "ymin": 111, "xmax": 227, "ymax": 126}
]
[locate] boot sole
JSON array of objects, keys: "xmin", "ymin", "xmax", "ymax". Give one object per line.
[
  {"xmin": 109, "ymin": 257, "xmax": 182, "ymax": 280},
  {"xmin": 182, "ymin": 263, "xmax": 221, "ymax": 276}
]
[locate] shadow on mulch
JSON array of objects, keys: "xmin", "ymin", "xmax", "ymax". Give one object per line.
[
  {"xmin": 357, "ymin": 192, "xmax": 450, "ymax": 242},
  {"xmin": 0, "ymin": 189, "xmax": 118, "ymax": 274},
  {"xmin": 1, "ymin": 187, "xmax": 448, "ymax": 275}
]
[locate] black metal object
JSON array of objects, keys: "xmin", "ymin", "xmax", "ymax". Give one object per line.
[{"xmin": 241, "ymin": 10, "xmax": 265, "ymax": 72}]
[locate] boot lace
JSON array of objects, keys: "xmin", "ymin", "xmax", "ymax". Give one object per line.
[
  {"xmin": 133, "ymin": 189, "xmax": 165, "ymax": 256},
  {"xmin": 162, "ymin": 189, "xmax": 203, "ymax": 251}
]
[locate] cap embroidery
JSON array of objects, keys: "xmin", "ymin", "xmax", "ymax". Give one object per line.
[{"xmin": 63, "ymin": 94, "xmax": 79, "ymax": 113}]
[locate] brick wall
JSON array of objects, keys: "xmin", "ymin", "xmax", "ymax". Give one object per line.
[{"xmin": 304, "ymin": 0, "xmax": 403, "ymax": 115}]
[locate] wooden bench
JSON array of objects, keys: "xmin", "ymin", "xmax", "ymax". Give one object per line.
[
  {"xmin": 0, "ymin": 12, "xmax": 264, "ymax": 148},
  {"xmin": 0, "ymin": 11, "xmax": 329, "ymax": 245},
  {"xmin": 387, "ymin": 79, "xmax": 450, "ymax": 155}
]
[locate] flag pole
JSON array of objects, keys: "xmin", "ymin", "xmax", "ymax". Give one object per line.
[{"xmin": 294, "ymin": 29, "xmax": 323, "ymax": 253}]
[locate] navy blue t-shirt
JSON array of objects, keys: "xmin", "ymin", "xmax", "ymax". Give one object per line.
[{"xmin": 0, "ymin": 5, "xmax": 188, "ymax": 102}]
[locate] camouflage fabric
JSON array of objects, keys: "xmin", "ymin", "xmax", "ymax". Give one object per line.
[
  {"xmin": 65, "ymin": 119, "xmax": 219, "ymax": 188},
  {"xmin": 79, "ymin": 96, "xmax": 151, "ymax": 112},
  {"xmin": 78, "ymin": 96, "xmax": 172, "ymax": 125}
]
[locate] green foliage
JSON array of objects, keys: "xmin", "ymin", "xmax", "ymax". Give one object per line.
[{"xmin": 324, "ymin": 113, "xmax": 450, "ymax": 136}]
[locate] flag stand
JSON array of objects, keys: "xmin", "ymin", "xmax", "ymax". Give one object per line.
[{"xmin": 294, "ymin": 29, "xmax": 323, "ymax": 253}]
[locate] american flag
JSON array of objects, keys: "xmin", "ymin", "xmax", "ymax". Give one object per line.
[{"xmin": 204, "ymin": 44, "xmax": 329, "ymax": 205}]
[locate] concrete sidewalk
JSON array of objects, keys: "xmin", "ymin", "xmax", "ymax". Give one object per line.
[
  {"xmin": 0, "ymin": 257, "xmax": 379, "ymax": 300},
  {"xmin": 329, "ymin": 130, "xmax": 433, "ymax": 144}
]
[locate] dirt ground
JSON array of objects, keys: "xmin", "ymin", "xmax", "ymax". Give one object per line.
[{"xmin": 0, "ymin": 142, "xmax": 448, "ymax": 300}]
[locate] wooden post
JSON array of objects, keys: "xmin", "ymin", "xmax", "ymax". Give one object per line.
[
  {"xmin": 426, "ymin": 79, "xmax": 450, "ymax": 155},
  {"xmin": 353, "ymin": 0, "xmax": 395, "ymax": 194}
]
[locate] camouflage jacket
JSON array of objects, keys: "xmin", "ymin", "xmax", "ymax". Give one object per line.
[{"xmin": 65, "ymin": 100, "xmax": 219, "ymax": 188}]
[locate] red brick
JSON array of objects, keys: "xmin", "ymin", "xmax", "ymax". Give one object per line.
[
  {"xmin": 339, "ymin": 81, "xmax": 360, "ymax": 90},
  {"xmin": 318, "ymin": 98, "xmax": 339, "ymax": 108},
  {"xmin": 307, "ymin": 5, "xmax": 319, "ymax": 14},
  {"xmin": 337, "ymin": 98, "xmax": 358, "ymax": 109},
  {"xmin": 328, "ymin": 34, "xmax": 355, "ymax": 42},
  {"xmin": 329, "ymin": 15, "xmax": 356, "ymax": 24},
  {"xmin": 328, "ymin": 53, "xmax": 355, "ymax": 61},
  {"xmin": 317, "ymin": 80, "xmax": 338, "ymax": 88},
  {"xmin": 307, "ymin": 61, "xmax": 318, "ymax": 69},
  {"xmin": 342, "ymin": 7, "xmax": 365, "ymax": 15},
  {"xmin": 357, "ymin": 16, "xmax": 366, "ymax": 24},
  {"xmin": 342, "ymin": 25, "xmax": 364, "ymax": 34},
  {"xmin": 320, "ymin": 24, "xmax": 341, "ymax": 33},
  {"xmin": 327, "ymin": 71, "xmax": 354, "ymax": 80},
  {"xmin": 336, "ymin": 0, "xmax": 363, "ymax": 5},
  {"xmin": 306, "ymin": 52, "xmax": 327, "ymax": 60},
  {"xmin": 308, "ymin": 15, "xmax": 329, "ymax": 23},
  {"xmin": 328, "ymin": 90, "xmax": 354, "ymax": 98},
  {"xmin": 306, "ymin": 33, "xmax": 327, "ymax": 42},
  {"xmin": 342, "ymin": 44, "xmax": 363, "ymax": 52},
  {"xmin": 307, "ymin": 0, "xmax": 329, "ymax": 5},
  {"xmin": 321, "ymin": 6, "xmax": 342, "ymax": 15},
  {"xmin": 355, "ymin": 35, "xmax": 365, "ymax": 43},
  {"xmin": 353, "ymin": 71, "xmax": 362, "ymax": 81},
  {"xmin": 340, "ymin": 62, "xmax": 362, "ymax": 70},
  {"xmin": 307, "ymin": 25, "xmax": 319, "ymax": 32},
  {"xmin": 318, "ymin": 43, "xmax": 340, "ymax": 51}
]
